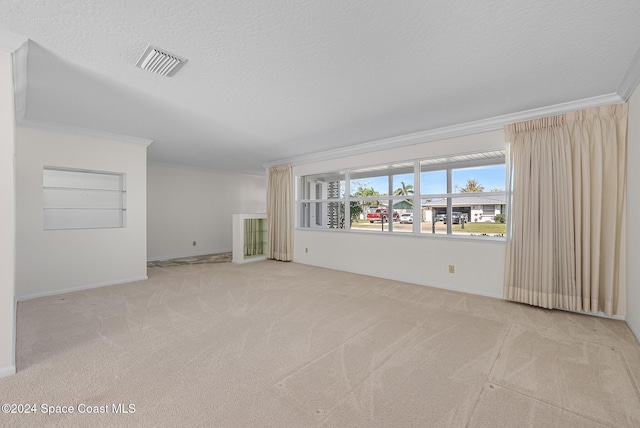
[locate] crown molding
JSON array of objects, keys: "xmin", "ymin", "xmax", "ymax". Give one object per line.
[
  {"xmin": 0, "ymin": 31, "xmax": 28, "ymax": 124},
  {"xmin": 0, "ymin": 29, "xmax": 27, "ymax": 53},
  {"xmin": 263, "ymin": 92, "xmax": 623, "ymax": 169},
  {"xmin": 12, "ymin": 41, "xmax": 28, "ymax": 124},
  {"xmin": 618, "ymin": 45, "xmax": 640, "ymax": 101},
  {"xmin": 18, "ymin": 118, "xmax": 153, "ymax": 147},
  {"xmin": 7, "ymin": 37, "xmax": 151, "ymax": 148}
]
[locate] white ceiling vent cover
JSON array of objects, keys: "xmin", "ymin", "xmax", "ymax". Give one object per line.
[{"xmin": 135, "ymin": 45, "xmax": 187, "ymax": 77}]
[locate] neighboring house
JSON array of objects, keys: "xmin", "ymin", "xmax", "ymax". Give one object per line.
[
  {"xmin": 423, "ymin": 194, "xmax": 506, "ymax": 222},
  {"xmin": 392, "ymin": 200, "xmax": 413, "ymax": 210}
]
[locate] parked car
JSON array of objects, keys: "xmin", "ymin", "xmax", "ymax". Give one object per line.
[
  {"xmin": 366, "ymin": 208, "xmax": 400, "ymax": 223},
  {"xmin": 443, "ymin": 212, "xmax": 467, "ymax": 224},
  {"xmin": 400, "ymin": 213, "xmax": 413, "ymax": 224},
  {"xmin": 435, "ymin": 214, "xmax": 446, "ymax": 222}
]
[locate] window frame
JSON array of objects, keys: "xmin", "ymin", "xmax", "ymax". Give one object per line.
[
  {"xmin": 296, "ymin": 149, "xmax": 507, "ymax": 240},
  {"xmin": 420, "ymin": 158, "xmax": 506, "ymax": 236}
]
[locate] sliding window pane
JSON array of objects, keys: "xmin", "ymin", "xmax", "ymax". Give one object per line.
[
  {"xmin": 449, "ymin": 194, "xmax": 506, "ymax": 237},
  {"xmin": 420, "ymin": 169, "xmax": 446, "ymax": 195},
  {"xmin": 392, "ymin": 173, "xmax": 414, "ymax": 196},
  {"xmin": 350, "ymin": 174, "xmax": 389, "ymax": 198},
  {"xmin": 349, "ymin": 200, "xmax": 371, "ymax": 231},
  {"xmin": 390, "ymin": 206, "xmax": 412, "ymax": 233},
  {"xmin": 299, "ymin": 172, "xmax": 345, "ymax": 200},
  {"xmin": 421, "ymin": 198, "xmax": 448, "ymax": 235},
  {"xmin": 452, "ymin": 164, "xmax": 505, "ymax": 193},
  {"xmin": 350, "ymin": 203, "xmax": 392, "ymax": 232},
  {"xmin": 303, "ymin": 201, "xmax": 346, "ymax": 229}
]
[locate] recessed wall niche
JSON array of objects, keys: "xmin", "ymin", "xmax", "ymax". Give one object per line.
[
  {"xmin": 232, "ymin": 213, "xmax": 267, "ymax": 263},
  {"xmin": 43, "ymin": 167, "xmax": 126, "ymax": 230}
]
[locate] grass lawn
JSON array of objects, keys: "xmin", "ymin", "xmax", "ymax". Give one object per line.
[
  {"xmin": 452, "ymin": 223, "xmax": 506, "ymax": 234},
  {"xmin": 351, "ymin": 221, "xmax": 393, "ymax": 230},
  {"xmin": 350, "ymin": 220, "xmax": 506, "ymax": 235}
]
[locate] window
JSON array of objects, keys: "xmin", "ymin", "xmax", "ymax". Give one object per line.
[
  {"xmin": 421, "ymin": 156, "xmax": 506, "ymax": 236},
  {"xmin": 298, "ymin": 171, "xmax": 346, "ymax": 229},
  {"xmin": 297, "ymin": 150, "xmax": 506, "ymax": 238},
  {"xmin": 349, "ymin": 162, "xmax": 414, "ymax": 233},
  {"xmin": 43, "ymin": 167, "xmax": 126, "ymax": 230}
]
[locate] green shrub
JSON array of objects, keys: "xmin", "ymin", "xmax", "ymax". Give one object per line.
[{"xmin": 494, "ymin": 214, "xmax": 506, "ymax": 224}]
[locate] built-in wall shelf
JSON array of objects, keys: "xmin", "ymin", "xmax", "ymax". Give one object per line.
[
  {"xmin": 43, "ymin": 167, "xmax": 126, "ymax": 230},
  {"xmin": 232, "ymin": 213, "xmax": 268, "ymax": 264}
]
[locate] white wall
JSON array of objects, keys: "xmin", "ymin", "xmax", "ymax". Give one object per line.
[
  {"xmin": 627, "ymin": 87, "xmax": 640, "ymax": 341},
  {"xmin": 147, "ymin": 163, "xmax": 266, "ymax": 261},
  {"xmin": 296, "ymin": 231, "xmax": 505, "ymax": 297},
  {"xmin": 15, "ymin": 126, "xmax": 149, "ymax": 300},
  {"xmin": 0, "ymin": 50, "xmax": 16, "ymax": 378},
  {"xmin": 293, "ymin": 130, "xmax": 507, "ymax": 298}
]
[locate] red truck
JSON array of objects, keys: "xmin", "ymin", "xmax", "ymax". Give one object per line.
[{"xmin": 366, "ymin": 208, "xmax": 400, "ymax": 223}]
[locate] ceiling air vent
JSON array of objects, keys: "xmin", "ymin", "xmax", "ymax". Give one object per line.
[{"xmin": 135, "ymin": 45, "xmax": 187, "ymax": 77}]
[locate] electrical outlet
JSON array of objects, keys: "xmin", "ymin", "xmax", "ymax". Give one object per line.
[
  {"xmin": 193, "ymin": 241, "xmax": 196, "ymax": 246},
  {"xmin": 448, "ymin": 265, "xmax": 455, "ymax": 274},
  {"xmin": 305, "ymin": 248, "xmax": 308, "ymax": 253}
]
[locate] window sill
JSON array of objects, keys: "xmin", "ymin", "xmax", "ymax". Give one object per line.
[{"xmin": 295, "ymin": 227, "xmax": 507, "ymax": 243}]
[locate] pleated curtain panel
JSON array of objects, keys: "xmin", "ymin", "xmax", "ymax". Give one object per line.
[
  {"xmin": 504, "ymin": 104, "xmax": 628, "ymax": 316},
  {"xmin": 267, "ymin": 165, "xmax": 294, "ymax": 261}
]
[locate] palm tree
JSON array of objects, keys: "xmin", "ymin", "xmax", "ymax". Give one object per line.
[
  {"xmin": 353, "ymin": 187, "xmax": 382, "ymax": 206},
  {"xmin": 460, "ymin": 179, "xmax": 484, "ymax": 193},
  {"xmin": 393, "ymin": 181, "xmax": 414, "ymax": 196}
]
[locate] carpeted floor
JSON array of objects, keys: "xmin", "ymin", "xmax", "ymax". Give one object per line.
[{"xmin": 2, "ymin": 261, "xmax": 639, "ymax": 427}]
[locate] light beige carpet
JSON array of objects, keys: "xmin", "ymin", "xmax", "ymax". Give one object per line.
[{"xmin": 1, "ymin": 261, "xmax": 639, "ymax": 427}]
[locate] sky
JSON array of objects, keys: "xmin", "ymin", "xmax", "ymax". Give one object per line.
[{"xmin": 351, "ymin": 164, "xmax": 506, "ymax": 195}]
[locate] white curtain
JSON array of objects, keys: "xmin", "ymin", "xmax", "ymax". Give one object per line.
[
  {"xmin": 504, "ymin": 104, "xmax": 627, "ymax": 315},
  {"xmin": 267, "ymin": 165, "xmax": 294, "ymax": 261}
]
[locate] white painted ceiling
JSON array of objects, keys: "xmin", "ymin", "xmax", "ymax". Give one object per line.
[{"xmin": 1, "ymin": 1, "xmax": 640, "ymax": 175}]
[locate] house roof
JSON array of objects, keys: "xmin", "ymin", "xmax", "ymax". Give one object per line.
[
  {"xmin": 423, "ymin": 195, "xmax": 506, "ymax": 208},
  {"xmin": 392, "ymin": 200, "xmax": 413, "ymax": 209},
  {"xmin": 1, "ymin": 2, "xmax": 640, "ymax": 174}
]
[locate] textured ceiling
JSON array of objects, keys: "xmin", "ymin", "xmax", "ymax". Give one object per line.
[{"xmin": 1, "ymin": 1, "xmax": 640, "ymax": 174}]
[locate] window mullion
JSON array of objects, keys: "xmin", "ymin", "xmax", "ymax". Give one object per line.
[
  {"xmin": 447, "ymin": 168, "xmax": 452, "ymax": 235},
  {"xmin": 388, "ymin": 174, "xmax": 393, "ymax": 232},
  {"xmin": 345, "ymin": 171, "xmax": 351, "ymax": 231},
  {"xmin": 505, "ymin": 143, "xmax": 512, "ymax": 240},
  {"xmin": 413, "ymin": 161, "xmax": 420, "ymax": 234}
]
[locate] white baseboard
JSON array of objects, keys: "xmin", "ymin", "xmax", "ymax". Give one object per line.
[
  {"xmin": 563, "ymin": 309, "xmax": 625, "ymax": 321},
  {"xmin": 17, "ymin": 276, "xmax": 148, "ymax": 301},
  {"xmin": 0, "ymin": 366, "xmax": 16, "ymax": 379},
  {"xmin": 293, "ymin": 260, "xmax": 503, "ymax": 300},
  {"xmin": 415, "ymin": 279, "xmax": 503, "ymax": 300},
  {"xmin": 147, "ymin": 249, "xmax": 231, "ymax": 262},
  {"xmin": 291, "ymin": 261, "xmax": 633, "ymax": 323},
  {"xmin": 627, "ymin": 316, "xmax": 640, "ymax": 343}
]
